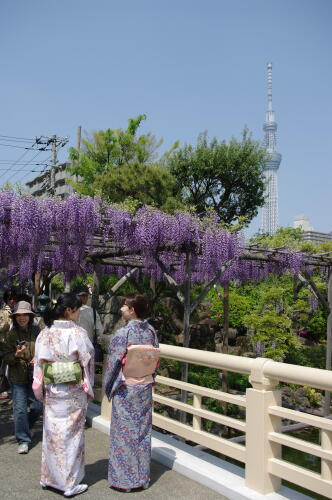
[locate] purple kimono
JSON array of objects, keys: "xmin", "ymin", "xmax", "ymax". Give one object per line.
[{"xmin": 104, "ymin": 319, "xmax": 158, "ymax": 490}]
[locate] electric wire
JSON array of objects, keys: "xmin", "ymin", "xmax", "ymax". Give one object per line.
[
  {"xmin": 0, "ymin": 161, "xmax": 48, "ymax": 165},
  {"xmin": 0, "ymin": 133, "xmax": 68, "ymax": 189},
  {"xmin": 0, "ymin": 142, "xmax": 39, "ymax": 149},
  {"xmin": 5, "ymin": 150, "xmax": 43, "ymax": 184},
  {"xmin": 0, "ymin": 134, "xmax": 35, "ymax": 142},
  {"xmin": 0, "ymin": 141, "xmax": 37, "ymax": 180},
  {"xmin": 19, "ymin": 155, "xmax": 52, "ymax": 184}
]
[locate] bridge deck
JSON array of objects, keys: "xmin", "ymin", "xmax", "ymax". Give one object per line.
[{"xmin": 0, "ymin": 398, "xmax": 225, "ymax": 499}]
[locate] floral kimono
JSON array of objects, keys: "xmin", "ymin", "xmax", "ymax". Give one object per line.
[
  {"xmin": 33, "ymin": 320, "xmax": 94, "ymax": 492},
  {"xmin": 104, "ymin": 319, "xmax": 158, "ymax": 490}
]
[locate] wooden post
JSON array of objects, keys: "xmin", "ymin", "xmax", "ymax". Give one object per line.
[
  {"xmin": 246, "ymin": 358, "xmax": 281, "ymax": 494},
  {"xmin": 92, "ymin": 260, "xmax": 101, "ymax": 310},
  {"xmin": 180, "ymin": 252, "xmax": 192, "ymax": 422},
  {"xmin": 222, "ymin": 283, "xmax": 230, "ymax": 354},
  {"xmin": 221, "ymin": 283, "xmax": 229, "ymax": 416},
  {"xmin": 324, "ymin": 271, "xmax": 332, "ymax": 416},
  {"xmin": 192, "ymin": 394, "xmax": 202, "ymax": 430}
]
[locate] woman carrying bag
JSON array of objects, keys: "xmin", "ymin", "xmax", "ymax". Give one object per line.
[
  {"xmin": 104, "ymin": 293, "xmax": 159, "ymax": 492},
  {"xmin": 33, "ymin": 293, "xmax": 94, "ymax": 497}
]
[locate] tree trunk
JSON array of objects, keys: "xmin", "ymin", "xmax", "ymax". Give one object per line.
[{"xmin": 33, "ymin": 272, "xmax": 41, "ymax": 309}]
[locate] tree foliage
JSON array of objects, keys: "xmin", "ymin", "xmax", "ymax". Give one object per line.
[
  {"xmin": 244, "ymin": 286, "xmax": 301, "ymax": 361},
  {"xmin": 208, "ymin": 284, "xmax": 254, "ymax": 331},
  {"xmin": 93, "ymin": 163, "xmax": 181, "ymax": 211},
  {"xmin": 166, "ymin": 128, "xmax": 268, "ymax": 226},
  {"xmin": 68, "ymin": 115, "xmax": 182, "ymax": 210},
  {"xmin": 251, "ymin": 226, "xmax": 332, "ymax": 254}
]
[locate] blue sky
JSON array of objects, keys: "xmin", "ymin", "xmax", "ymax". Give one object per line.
[{"xmin": 1, "ymin": 0, "xmax": 331, "ymax": 236}]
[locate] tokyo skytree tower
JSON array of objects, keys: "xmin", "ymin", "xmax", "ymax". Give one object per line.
[{"xmin": 261, "ymin": 62, "xmax": 282, "ymax": 234}]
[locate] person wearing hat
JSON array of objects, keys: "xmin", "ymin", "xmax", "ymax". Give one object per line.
[
  {"xmin": 74, "ymin": 285, "xmax": 104, "ymax": 343},
  {"xmin": 3, "ymin": 301, "xmax": 42, "ymax": 454}
]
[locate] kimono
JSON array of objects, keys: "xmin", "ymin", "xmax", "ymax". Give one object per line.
[
  {"xmin": 33, "ymin": 320, "xmax": 94, "ymax": 492},
  {"xmin": 104, "ymin": 319, "xmax": 158, "ymax": 490}
]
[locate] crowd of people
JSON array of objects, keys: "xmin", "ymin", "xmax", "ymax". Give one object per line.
[{"xmin": 0, "ymin": 289, "xmax": 159, "ymax": 497}]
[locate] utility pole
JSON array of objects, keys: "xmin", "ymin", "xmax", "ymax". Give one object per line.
[
  {"xmin": 36, "ymin": 134, "xmax": 69, "ymax": 195},
  {"xmin": 75, "ymin": 126, "xmax": 82, "ymax": 184},
  {"xmin": 50, "ymin": 134, "xmax": 57, "ymax": 194},
  {"xmin": 76, "ymin": 125, "xmax": 81, "ymax": 151}
]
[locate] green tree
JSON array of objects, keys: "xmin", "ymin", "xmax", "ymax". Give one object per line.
[
  {"xmin": 68, "ymin": 115, "xmax": 182, "ymax": 210},
  {"xmin": 250, "ymin": 226, "xmax": 332, "ymax": 255},
  {"xmin": 244, "ymin": 286, "xmax": 301, "ymax": 361},
  {"xmin": 208, "ymin": 284, "xmax": 254, "ymax": 331},
  {"xmin": 93, "ymin": 163, "xmax": 181, "ymax": 211},
  {"xmin": 251, "ymin": 227, "xmax": 304, "ymax": 249},
  {"xmin": 166, "ymin": 128, "xmax": 268, "ymax": 226}
]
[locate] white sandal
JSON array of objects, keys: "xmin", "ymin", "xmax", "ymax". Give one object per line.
[{"xmin": 64, "ymin": 484, "xmax": 88, "ymax": 497}]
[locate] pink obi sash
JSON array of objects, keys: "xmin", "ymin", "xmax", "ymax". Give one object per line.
[{"xmin": 122, "ymin": 344, "xmax": 160, "ymax": 386}]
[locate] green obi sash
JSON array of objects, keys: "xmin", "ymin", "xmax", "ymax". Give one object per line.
[{"xmin": 43, "ymin": 361, "xmax": 82, "ymax": 385}]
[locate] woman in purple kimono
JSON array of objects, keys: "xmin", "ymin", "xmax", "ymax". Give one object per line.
[
  {"xmin": 104, "ymin": 294, "xmax": 159, "ymax": 492},
  {"xmin": 33, "ymin": 293, "xmax": 94, "ymax": 498}
]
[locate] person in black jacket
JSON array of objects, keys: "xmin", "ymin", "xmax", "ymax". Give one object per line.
[{"xmin": 3, "ymin": 301, "xmax": 42, "ymax": 454}]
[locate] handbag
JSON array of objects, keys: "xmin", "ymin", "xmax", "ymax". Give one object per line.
[
  {"xmin": 0, "ymin": 374, "xmax": 10, "ymax": 393},
  {"xmin": 93, "ymin": 307, "xmax": 104, "ymax": 363}
]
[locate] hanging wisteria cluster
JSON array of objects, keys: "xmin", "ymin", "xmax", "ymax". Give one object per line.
[
  {"xmin": 0, "ymin": 192, "xmax": 318, "ymax": 287},
  {"xmin": 103, "ymin": 205, "xmax": 240, "ymax": 283},
  {"xmin": 0, "ymin": 193, "xmax": 100, "ymax": 284}
]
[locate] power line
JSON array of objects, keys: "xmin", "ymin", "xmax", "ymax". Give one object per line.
[
  {"xmin": 0, "ymin": 168, "xmax": 46, "ymax": 172},
  {"xmin": 0, "ymin": 134, "xmax": 35, "ymax": 141},
  {"xmin": 0, "ymin": 132, "xmax": 69, "ymax": 190},
  {"xmin": 0, "ymin": 142, "xmax": 37, "ymax": 180},
  {"xmin": 0, "ymin": 161, "xmax": 48, "ymax": 165},
  {"xmin": 19, "ymin": 156, "xmax": 52, "ymax": 185},
  {"xmin": 0, "ymin": 142, "xmax": 40, "ymax": 149},
  {"xmin": 5, "ymin": 151, "xmax": 43, "ymax": 184}
]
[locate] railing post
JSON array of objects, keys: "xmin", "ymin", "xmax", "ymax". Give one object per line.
[
  {"xmin": 321, "ymin": 430, "xmax": 332, "ymax": 480},
  {"xmin": 192, "ymin": 394, "xmax": 202, "ymax": 430},
  {"xmin": 245, "ymin": 358, "xmax": 281, "ymax": 494}
]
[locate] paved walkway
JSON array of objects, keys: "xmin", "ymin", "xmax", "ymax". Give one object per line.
[{"xmin": 0, "ymin": 397, "xmax": 226, "ymax": 499}]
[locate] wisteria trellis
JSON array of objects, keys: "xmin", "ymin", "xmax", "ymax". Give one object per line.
[{"xmin": 0, "ymin": 192, "xmax": 325, "ymax": 287}]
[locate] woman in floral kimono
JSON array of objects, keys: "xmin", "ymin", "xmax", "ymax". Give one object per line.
[
  {"xmin": 104, "ymin": 294, "xmax": 159, "ymax": 492},
  {"xmin": 33, "ymin": 293, "xmax": 94, "ymax": 498}
]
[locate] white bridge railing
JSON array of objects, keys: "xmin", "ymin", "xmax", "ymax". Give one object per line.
[{"xmin": 96, "ymin": 344, "xmax": 332, "ymax": 498}]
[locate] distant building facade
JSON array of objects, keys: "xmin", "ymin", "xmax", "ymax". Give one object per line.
[
  {"xmin": 293, "ymin": 215, "xmax": 332, "ymax": 244},
  {"xmin": 293, "ymin": 215, "xmax": 314, "ymax": 232},
  {"xmin": 301, "ymin": 231, "xmax": 332, "ymax": 244},
  {"xmin": 25, "ymin": 162, "xmax": 75, "ymax": 198}
]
